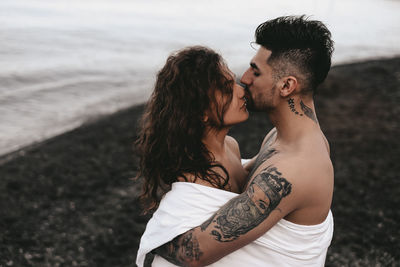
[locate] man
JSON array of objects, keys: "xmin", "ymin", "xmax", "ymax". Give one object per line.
[{"xmin": 155, "ymin": 15, "xmax": 334, "ymax": 266}]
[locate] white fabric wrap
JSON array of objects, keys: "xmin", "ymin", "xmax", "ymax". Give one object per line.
[{"xmin": 136, "ymin": 182, "xmax": 333, "ymax": 267}]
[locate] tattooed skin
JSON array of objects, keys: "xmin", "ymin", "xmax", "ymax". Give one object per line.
[
  {"xmin": 156, "ymin": 165, "xmax": 292, "ymax": 264},
  {"xmin": 287, "ymin": 98, "xmax": 303, "ymax": 116},
  {"xmin": 248, "ymin": 130, "xmax": 278, "ymax": 178},
  {"xmin": 248, "ymin": 147, "xmax": 278, "ymax": 178},
  {"xmin": 288, "ymin": 98, "xmax": 318, "ymax": 124},
  {"xmin": 300, "ymin": 100, "xmax": 318, "ymax": 124},
  {"xmin": 202, "ymin": 165, "xmax": 292, "ymax": 242},
  {"xmin": 156, "ymin": 131, "xmax": 292, "ymax": 264},
  {"xmin": 154, "ymin": 229, "xmax": 202, "ymax": 266}
]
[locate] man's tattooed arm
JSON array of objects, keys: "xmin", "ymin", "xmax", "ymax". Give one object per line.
[
  {"xmin": 155, "ymin": 165, "xmax": 292, "ymax": 266},
  {"xmin": 154, "ymin": 229, "xmax": 202, "ymax": 267},
  {"xmin": 247, "ymin": 128, "xmax": 278, "ymax": 178},
  {"xmin": 248, "ymin": 148, "xmax": 278, "ymax": 178},
  {"xmin": 201, "ymin": 165, "xmax": 292, "ymax": 242}
]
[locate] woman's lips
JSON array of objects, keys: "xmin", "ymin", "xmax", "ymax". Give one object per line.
[{"xmin": 241, "ymin": 98, "xmax": 247, "ymax": 109}]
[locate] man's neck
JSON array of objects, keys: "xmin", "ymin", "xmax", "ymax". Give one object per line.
[{"xmin": 269, "ymin": 96, "xmax": 320, "ymax": 146}]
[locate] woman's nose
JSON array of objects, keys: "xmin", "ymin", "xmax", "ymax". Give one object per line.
[{"xmin": 236, "ymin": 83, "xmax": 245, "ymax": 98}]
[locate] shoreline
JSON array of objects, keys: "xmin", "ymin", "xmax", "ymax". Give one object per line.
[
  {"xmin": 0, "ymin": 104, "xmax": 147, "ymax": 166},
  {"xmin": 1, "ymin": 55, "xmax": 398, "ymax": 165},
  {"xmin": 1, "ymin": 57, "xmax": 399, "ymax": 266}
]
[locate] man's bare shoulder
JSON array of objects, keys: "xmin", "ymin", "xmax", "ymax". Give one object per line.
[
  {"xmin": 275, "ymin": 152, "xmax": 333, "ymax": 223},
  {"xmin": 276, "ymin": 148, "xmax": 332, "ymax": 182},
  {"xmin": 261, "ymin": 127, "xmax": 277, "ymax": 147},
  {"xmin": 250, "ymin": 153, "xmax": 332, "ymax": 206},
  {"xmin": 277, "ymin": 151, "xmax": 332, "ymax": 205}
]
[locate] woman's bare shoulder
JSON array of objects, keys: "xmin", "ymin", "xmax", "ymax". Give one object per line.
[{"xmin": 225, "ymin": 135, "xmax": 241, "ymax": 158}]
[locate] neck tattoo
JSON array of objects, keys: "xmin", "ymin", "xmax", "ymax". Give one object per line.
[
  {"xmin": 287, "ymin": 98, "xmax": 303, "ymax": 116},
  {"xmin": 287, "ymin": 98, "xmax": 318, "ymax": 124}
]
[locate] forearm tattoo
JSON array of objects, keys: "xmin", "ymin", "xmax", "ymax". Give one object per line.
[
  {"xmin": 287, "ymin": 98, "xmax": 318, "ymax": 124},
  {"xmin": 154, "ymin": 229, "xmax": 202, "ymax": 266},
  {"xmin": 156, "ymin": 166, "xmax": 292, "ymax": 264},
  {"xmin": 201, "ymin": 165, "xmax": 292, "ymax": 242}
]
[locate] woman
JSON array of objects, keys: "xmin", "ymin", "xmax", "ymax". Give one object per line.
[{"xmin": 135, "ymin": 46, "xmax": 249, "ymax": 266}]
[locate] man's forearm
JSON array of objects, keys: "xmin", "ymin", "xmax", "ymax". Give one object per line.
[
  {"xmin": 199, "ymin": 166, "xmax": 291, "ymax": 242},
  {"xmin": 155, "ymin": 165, "xmax": 292, "ymax": 266},
  {"xmin": 154, "ymin": 229, "xmax": 202, "ymax": 267}
]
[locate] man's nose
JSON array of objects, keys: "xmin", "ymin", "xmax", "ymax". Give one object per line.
[{"xmin": 240, "ymin": 69, "xmax": 252, "ymax": 86}]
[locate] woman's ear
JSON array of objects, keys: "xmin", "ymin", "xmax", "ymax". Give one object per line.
[{"xmin": 279, "ymin": 76, "xmax": 298, "ymax": 97}]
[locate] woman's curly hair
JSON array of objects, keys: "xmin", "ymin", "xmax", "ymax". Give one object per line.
[{"xmin": 135, "ymin": 46, "xmax": 235, "ymax": 213}]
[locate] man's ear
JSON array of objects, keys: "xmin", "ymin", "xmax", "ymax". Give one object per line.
[{"xmin": 279, "ymin": 76, "xmax": 298, "ymax": 97}]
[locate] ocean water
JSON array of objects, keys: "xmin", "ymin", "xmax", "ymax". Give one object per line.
[{"xmin": 1, "ymin": 0, "xmax": 399, "ymax": 157}]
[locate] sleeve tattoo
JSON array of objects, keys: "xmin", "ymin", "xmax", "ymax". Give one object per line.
[
  {"xmin": 153, "ymin": 229, "xmax": 203, "ymax": 266},
  {"xmin": 155, "ymin": 165, "xmax": 292, "ymax": 265},
  {"xmin": 201, "ymin": 165, "xmax": 292, "ymax": 242}
]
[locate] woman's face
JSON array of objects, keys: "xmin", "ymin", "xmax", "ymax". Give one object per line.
[
  {"xmin": 210, "ymin": 68, "xmax": 249, "ymax": 127},
  {"xmin": 223, "ymin": 77, "xmax": 249, "ymax": 126}
]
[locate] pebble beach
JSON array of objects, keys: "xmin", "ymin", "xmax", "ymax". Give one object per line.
[
  {"xmin": 1, "ymin": 0, "xmax": 400, "ymax": 266},
  {"xmin": 1, "ymin": 57, "xmax": 399, "ymax": 266}
]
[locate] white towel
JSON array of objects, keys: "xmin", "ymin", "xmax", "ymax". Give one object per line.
[{"xmin": 136, "ymin": 182, "xmax": 333, "ymax": 267}]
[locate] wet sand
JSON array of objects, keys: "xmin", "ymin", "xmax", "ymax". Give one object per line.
[{"xmin": 0, "ymin": 57, "xmax": 399, "ymax": 266}]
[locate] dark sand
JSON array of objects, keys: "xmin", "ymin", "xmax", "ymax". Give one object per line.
[{"xmin": 1, "ymin": 57, "xmax": 399, "ymax": 266}]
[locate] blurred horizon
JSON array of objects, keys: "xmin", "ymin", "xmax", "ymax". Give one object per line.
[{"xmin": 1, "ymin": 0, "xmax": 400, "ymax": 157}]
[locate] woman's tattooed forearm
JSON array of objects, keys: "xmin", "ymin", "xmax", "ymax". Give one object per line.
[
  {"xmin": 201, "ymin": 165, "xmax": 292, "ymax": 242},
  {"xmin": 155, "ymin": 229, "xmax": 203, "ymax": 266}
]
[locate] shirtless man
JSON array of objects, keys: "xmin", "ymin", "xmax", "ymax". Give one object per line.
[{"xmin": 155, "ymin": 15, "xmax": 335, "ymax": 266}]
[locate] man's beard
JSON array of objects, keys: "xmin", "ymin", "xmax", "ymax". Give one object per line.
[{"xmin": 244, "ymin": 85, "xmax": 276, "ymax": 112}]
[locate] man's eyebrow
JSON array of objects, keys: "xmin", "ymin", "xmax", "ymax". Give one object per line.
[{"xmin": 250, "ymin": 62, "xmax": 259, "ymax": 70}]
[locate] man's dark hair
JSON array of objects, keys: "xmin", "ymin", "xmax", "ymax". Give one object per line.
[{"xmin": 255, "ymin": 15, "xmax": 334, "ymax": 94}]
